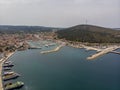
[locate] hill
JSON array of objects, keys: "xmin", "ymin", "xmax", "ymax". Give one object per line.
[
  {"xmin": 56, "ymin": 25, "xmax": 120, "ymax": 43},
  {"xmin": 0, "ymin": 25, "xmax": 59, "ymax": 34}
]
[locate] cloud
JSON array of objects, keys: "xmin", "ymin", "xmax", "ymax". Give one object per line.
[
  {"xmin": 0, "ymin": 0, "xmax": 42, "ymax": 4},
  {"xmin": 0, "ymin": 0, "xmax": 120, "ymax": 27}
]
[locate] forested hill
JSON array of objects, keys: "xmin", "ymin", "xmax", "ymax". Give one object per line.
[
  {"xmin": 56, "ymin": 25, "xmax": 120, "ymax": 43},
  {"xmin": 0, "ymin": 25, "xmax": 59, "ymax": 34}
]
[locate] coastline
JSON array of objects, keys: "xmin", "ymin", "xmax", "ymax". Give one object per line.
[{"xmin": 0, "ymin": 52, "xmax": 15, "ymax": 90}]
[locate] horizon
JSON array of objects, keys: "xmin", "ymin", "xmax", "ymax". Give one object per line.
[
  {"xmin": 0, "ymin": 24, "xmax": 119, "ymax": 29},
  {"xmin": 0, "ymin": 0, "xmax": 120, "ymax": 28}
]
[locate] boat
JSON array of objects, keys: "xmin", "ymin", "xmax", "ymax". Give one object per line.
[
  {"xmin": 48, "ymin": 43, "xmax": 56, "ymax": 46},
  {"xmin": 3, "ymin": 67, "xmax": 12, "ymax": 71},
  {"xmin": 4, "ymin": 61, "xmax": 12, "ymax": 64},
  {"xmin": 4, "ymin": 81, "xmax": 24, "ymax": 90},
  {"xmin": 3, "ymin": 64, "xmax": 14, "ymax": 67},
  {"xmin": 3, "ymin": 73, "xmax": 20, "ymax": 81},
  {"xmin": 3, "ymin": 71, "xmax": 14, "ymax": 76},
  {"xmin": 45, "ymin": 44, "xmax": 49, "ymax": 47}
]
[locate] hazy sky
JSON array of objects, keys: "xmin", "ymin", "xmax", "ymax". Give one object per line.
[{"xmin": 0, "ymin": 0, "xmax": 120, "ymax": 28}]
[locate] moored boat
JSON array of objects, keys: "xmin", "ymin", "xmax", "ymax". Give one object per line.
[
  {"xmin": 4, "ymin": 81, "xmax": 24, "ymax": 90},
  {"xmin": 3, "ymin": 73, "xmax": 20, "ymax": 81},
  {"xmin": 3, "ymin": 67, "xmax": 12, "ymax": 71},
  {"xmin": 3, "ymin": 71, "xmax": 14, "ymax": 76},
  {"xmin": 4, "ymin": 61, "xmax": 12, "ymax": 64},
  {"xmin": 3, "ymin": 64, "xmax": 14, "ymax": 67}
]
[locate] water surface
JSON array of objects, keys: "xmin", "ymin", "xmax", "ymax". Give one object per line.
[{"xmin": 7, "ymin": 46, "xmax": 120, "ymax": 90}]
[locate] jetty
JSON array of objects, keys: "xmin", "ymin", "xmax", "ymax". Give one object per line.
[
  {"xmin": 0, "ymin": 52, "xmax": 15, "ymax": 90},
  {"xmin": 87, "ymin": 46, "xmax": 119, "ymax": 60},
  {"xmin": 41, "ymin": 44, "xmax": 64, "ymax": 54}
]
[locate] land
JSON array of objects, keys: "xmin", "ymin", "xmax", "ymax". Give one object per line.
[
  {"xmin": 56, "ymin": 24, "xmax": 120, "ymax": 43},
  {"xmin": 0, "ymin": 25, "xmax": 60, "ymax": 34},
  {"xmin": 0, "ymin": 24, "xmax": 120, "ymax": 58},
  {"xmin": 56, "ymin": 24, "xmax": 120, "ymax": 60},
  {"xmin": 0, "ymin": 32, "xmax": 56, "ymax": 53}
]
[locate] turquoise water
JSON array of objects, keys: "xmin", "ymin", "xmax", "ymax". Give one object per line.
[{"xmin": 6, "ymin": 46, "xmax": 120, "ymax": 90}]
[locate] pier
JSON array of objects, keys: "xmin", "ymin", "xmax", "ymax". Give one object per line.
[{"xmin": 87, "ymin": 46, "xmax": 120, "ymax": 60}]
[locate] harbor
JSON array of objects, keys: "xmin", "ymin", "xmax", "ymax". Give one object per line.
[{"xmin": 3, "ymin": 46, "xmax": 120, "ymax": 90}]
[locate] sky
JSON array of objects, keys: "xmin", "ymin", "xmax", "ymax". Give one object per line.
[{"xmin": 0, "ymin": 0, "xmax": 120, "ymax": 28}]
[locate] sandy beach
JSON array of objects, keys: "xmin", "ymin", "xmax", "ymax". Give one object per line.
[{"xmin": 0, "ymin": 52, "xmax": 15, "ymax": 90}]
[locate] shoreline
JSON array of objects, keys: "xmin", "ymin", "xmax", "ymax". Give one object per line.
[{"xmin": 0, "ymin": 52, "xmax": 15, "ymax": 90}]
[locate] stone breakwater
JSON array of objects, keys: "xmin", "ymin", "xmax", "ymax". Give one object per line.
[{"xmin": 87, "ymin": 46, "xmax": 120, "ymax": 60}]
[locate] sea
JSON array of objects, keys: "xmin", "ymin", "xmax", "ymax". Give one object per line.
[{"xmin": 6, "ymin": 42, "xmax": 120, "ymax": 90}]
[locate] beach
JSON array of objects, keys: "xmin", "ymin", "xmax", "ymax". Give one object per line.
[{"xmin": 0, "ymin": 52, "xmax": 15, "ymax": 90}]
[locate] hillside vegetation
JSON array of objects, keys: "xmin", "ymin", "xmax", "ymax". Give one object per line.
[
  {"xmin": 0, "ymin": 25, "xmax": 59, "ymax": 34},
  {"xmin": 56, "ymin": 25, "xmax": 120, "ymax": 43}
]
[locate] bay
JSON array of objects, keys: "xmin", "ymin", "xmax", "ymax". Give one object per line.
[{"xmin": 7, "ymin": 46, "xmax": 120, "ymax": 90}]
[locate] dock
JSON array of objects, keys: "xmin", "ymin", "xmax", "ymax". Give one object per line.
[{"xmin": 87, "ymin": 46, "xmax": 119, "ymax": 60}]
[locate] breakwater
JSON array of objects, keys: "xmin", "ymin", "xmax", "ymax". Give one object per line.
[{"xmin": 41, "ymin": 45, "xmax": 64, "ymax": 54}]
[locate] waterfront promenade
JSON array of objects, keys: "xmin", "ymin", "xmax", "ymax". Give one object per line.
[
  {"xmin": 87, "ymin": 46, "xmax": 119, "ymax": 60},
  {"xmin": 0, "ymin": 52, "xmax": 15, "ymax": 90}
]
